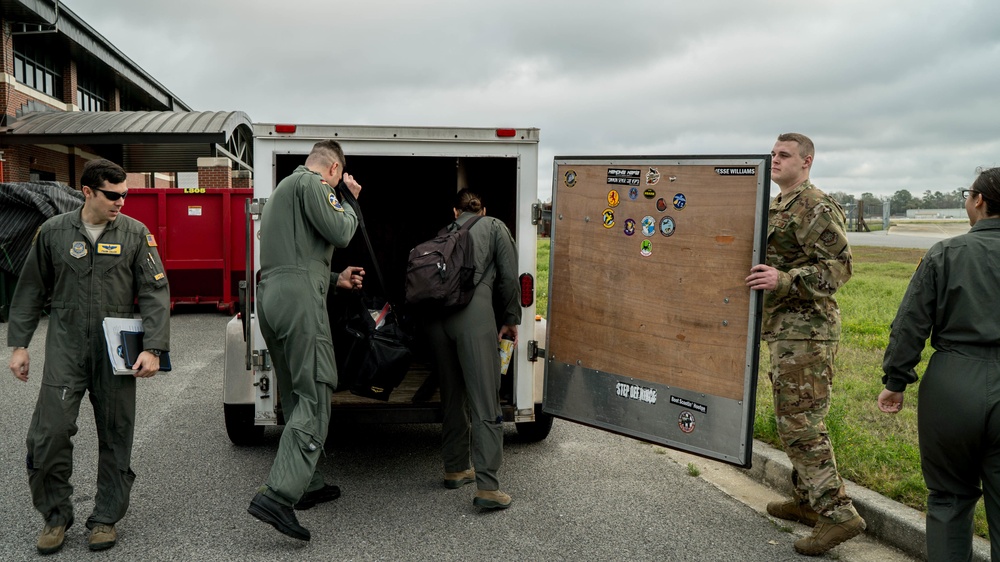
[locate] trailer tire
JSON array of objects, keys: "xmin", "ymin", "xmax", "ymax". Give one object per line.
[
  {"xmin": 225, "ymin": 403, "xmax": 265, "ymax": 445},
  {"xmin": 515, "ymin": 410, "xmax": 554, "ymax": 442}
]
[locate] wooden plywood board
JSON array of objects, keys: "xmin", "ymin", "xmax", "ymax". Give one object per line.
[{"xmin": 548, "ymin": 159, "xmax": 765, "ymax": 402}]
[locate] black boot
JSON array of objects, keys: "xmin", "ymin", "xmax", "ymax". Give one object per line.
[{"xmin": 248, "ymin": 492, "xmax": 311, "ymax": 541}]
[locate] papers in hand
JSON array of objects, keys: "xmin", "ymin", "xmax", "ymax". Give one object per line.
[{"xmin": 103, "ymin": 317, "xmax": 143, "ymax": 375}]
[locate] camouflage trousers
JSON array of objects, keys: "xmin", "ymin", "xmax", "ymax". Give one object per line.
[{"xmin": 767, "ymin": 339, "xmax": 858, "ymax": 523}]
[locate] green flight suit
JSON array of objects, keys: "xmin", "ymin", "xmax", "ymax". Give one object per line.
[
  {"xmin": 762, "ymin": 180, "xmax": 859, "ymax": 523},
  {"xmin": 425, "ymin": 213, "xmax": 521, "ymax": 491},
  {"xmin": 882, "ymin": 217, "xmax": 1000, "ymax": 561},
  {"xmin": 7, "ymin": 210, "xmax": 170, "ymax": 530},
  {"xmin": 257, "ymin": 165, "xmax": 358, "ymax": 506}
]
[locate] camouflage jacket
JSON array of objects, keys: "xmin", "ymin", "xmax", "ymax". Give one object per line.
[{"xmin": 761, "ymin": 180, "xmax": 852, "ymax": 341}]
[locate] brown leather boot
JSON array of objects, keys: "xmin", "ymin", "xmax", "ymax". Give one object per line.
[
  {"xmin": 473, "ymin": 489, "xmax": 512, "ymax": 510},
  {"xmin": 443, "ymin": 468, "xmax": 475, "ymax": 489},
  {"xmin": 793, "ymin": 515, "xmax": 866, "ymax": 556},
  {"xmin": 766, "ymin": 498, "xmax": 819, "ymax": 527},
  {"xmin": 36, "ymin": 522, "xmax": 69, "ymax": 555},
  {"xmin": 88, "ymin": 524, "xmax": 118, "ymax": 551}
]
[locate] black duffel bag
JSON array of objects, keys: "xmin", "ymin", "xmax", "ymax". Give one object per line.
[{"xmin": 338, "ymin": 293, "xmax": 412, "ymax": 401}]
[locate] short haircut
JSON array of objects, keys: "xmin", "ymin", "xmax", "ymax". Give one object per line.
[
  {"xmin": 972, "ymin": 166, "xmax": 1000, "ymax": 216},
  {"xmin": 777, "ymin": 133, "xmax": 815, "ymax": 159},
  {"xmin": 305, "ymin": 140, "xmax": 345, "ymax": 169},
  {"xmin": 81, "ymin": 158, "xmax": 126, "ymax": 189},
  {"xmin": 454, "ymin": 188, "xmax": 483, "ymax": 214}
]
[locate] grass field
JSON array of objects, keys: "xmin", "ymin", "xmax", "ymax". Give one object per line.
[{"xmin": 535, "ymin": 239, "xmax": 988, "ymax": 537}]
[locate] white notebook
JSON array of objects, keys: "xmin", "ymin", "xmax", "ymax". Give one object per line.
[{"xmin": 102, "ymin": 317, "xmax": 143, "ymax": 375}]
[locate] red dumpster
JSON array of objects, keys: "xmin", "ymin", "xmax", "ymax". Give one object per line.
[{"xmin": 126, "ymin": 188, "xmax": 252, "ymax": 314}]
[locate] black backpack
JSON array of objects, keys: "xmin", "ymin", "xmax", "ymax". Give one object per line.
[{"xmin": 404, "ymin": 215, "xmax": 483, "ymax": 310}]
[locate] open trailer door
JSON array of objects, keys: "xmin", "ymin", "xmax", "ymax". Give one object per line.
[{"xmin": 543, "ymin": 155, "xmax": 770, "ymax": 467}]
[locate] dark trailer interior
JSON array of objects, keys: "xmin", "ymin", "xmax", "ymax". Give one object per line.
[{"xmin": 270, "ymin": 153, "xmax": 529, "ymax": 426}]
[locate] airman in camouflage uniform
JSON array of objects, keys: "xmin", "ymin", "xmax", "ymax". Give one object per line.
[{"xmin": 747, "ymin": 133, "xmax": 865, "ymax": 556}]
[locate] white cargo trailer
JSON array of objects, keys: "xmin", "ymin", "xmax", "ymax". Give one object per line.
[{"xmin": 223, "ymin": 124, "xmax": 548, "ymax": 445}]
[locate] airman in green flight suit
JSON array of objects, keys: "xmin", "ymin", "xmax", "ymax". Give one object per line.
[
  {"xmin": 247, "ymin": 140, "xmax": 364, "ymax": 541},
  {"xmin": 8, "ymin": 159, "xmax": 170, "ymax": 555}
]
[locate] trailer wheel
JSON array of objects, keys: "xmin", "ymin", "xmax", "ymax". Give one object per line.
[
  {"xmin": 225, "ymin": 403, "xmax": 265, "ymax": 445},
  {"xmin": 515, "ymin": 410, "xmax": 554, "ymax": 442}
]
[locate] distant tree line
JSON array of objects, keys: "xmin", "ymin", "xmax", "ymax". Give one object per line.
[{"xmin": 827, "ymin": 187, "xmax": 964, "ymax": 216}]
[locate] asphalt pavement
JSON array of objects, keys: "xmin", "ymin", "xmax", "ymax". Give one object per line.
[
  {"xmin": 1, "ymin": 313, "xmax": 920, "ymax": 562},
  {"xmin": 847, "ymin": 220, "xmax": 970, "ymax": 249}
]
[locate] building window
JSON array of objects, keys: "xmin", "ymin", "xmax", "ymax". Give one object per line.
[
  {"xmin": 77, "ymin": 87, "xmax": 105, "ymax": 112},
  {"xmin": 12, "ymin": 43, "xmax": 63, "ymax": 98},
  {"xmin": 76, "ymin": 67, "xmax": 108, "ymax": 112},
  {"xmin": 119, "ymin": 84, "xmax": 151, "ymax": 111}
]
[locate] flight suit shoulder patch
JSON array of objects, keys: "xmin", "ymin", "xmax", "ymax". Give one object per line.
[
  {"xmin": 328, "ymin": 192, "xmax": 345, "ymax": 212},
  {"xmin": 146, "ymin": 234, "xmax": 157, "ymax": 247}
]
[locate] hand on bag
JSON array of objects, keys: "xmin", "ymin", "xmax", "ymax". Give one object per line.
[
  {"xmin": 343, "ymin": 173, "xmax": 362, "ymax": 199},
  {"xmin": 337, "ymin": 266, "xmax": 365, "ymax": 291}
]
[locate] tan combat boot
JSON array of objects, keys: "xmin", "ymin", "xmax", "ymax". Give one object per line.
[
  {"xmin": 36, "ymin": 523, "xmax": 68, "ymax": 555},
  {"xmin": 473, "ymin": 489, "xmax": 512, "ymax": 510},
  {"xmin": 89, "ymin": 524, "xmax": 118, "ymax": 551},
  {"xmin": 793, "ymin": 514, "xmax": 866, "ymax": 556},
  {"xmin": 443, "ymin": 468, "xmax": 476, "ymax": 489},
  {"xmin": 766, "ymin": 498, "xmax": 819, "ymax": 527}
]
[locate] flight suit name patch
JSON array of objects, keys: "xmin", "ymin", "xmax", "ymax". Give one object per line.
[
  {"xmin": 70, "ymin": 241, "xmax": 88, "ymax": 259},
  {"xmin": 97, "ymin": 243, "xmax": 122, "ymax": 255}
]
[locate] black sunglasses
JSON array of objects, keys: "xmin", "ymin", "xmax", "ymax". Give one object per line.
[
  {"xmin": 961, "ymin": 189, "xmax": 978, "ymax": 200},
  {"xmin": 92, "ymin": 187, "xmax": 128, "ymax": 201}
]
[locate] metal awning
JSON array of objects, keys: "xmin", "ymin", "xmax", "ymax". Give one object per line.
[{"xmin": 0, "ymin": 110, "xmax": 253, "ymax": 171}]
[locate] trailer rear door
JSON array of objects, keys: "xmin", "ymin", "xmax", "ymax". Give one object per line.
[{"xmin": 543, "ymin": 156, "xmax": 770, "ymax": 467}]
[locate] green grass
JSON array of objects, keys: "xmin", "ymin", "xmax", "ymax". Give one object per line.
[
  {"xmin": 536, "ymin": 239, "xmax": 549, "ymax": 317},
  {"xmin": 536, "ymin": 240, "xmax": 987, "ymax": 537}
]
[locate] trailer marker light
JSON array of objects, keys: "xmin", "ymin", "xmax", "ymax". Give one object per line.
[
  {"xmin": 274, "ymin": 124, "xmax": 297, "ymax": 134},
  {"xmin": 519, "ymin": 273, "xmax": 534, "ymax": 307},
  {"xmin": 496, "ymin": 128, "xmax": 517, "ymax": 138}
]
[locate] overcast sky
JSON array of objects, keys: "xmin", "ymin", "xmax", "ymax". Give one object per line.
[{"xmin": 63, "ymin": 0, "xmax": 1000, "ymax": 200}]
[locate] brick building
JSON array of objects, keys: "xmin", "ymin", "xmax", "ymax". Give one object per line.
[{"xmin": 0, "ymin": 0, "xmax": 251, "ymax": 188}]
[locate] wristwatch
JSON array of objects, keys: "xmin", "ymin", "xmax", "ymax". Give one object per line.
[{"xmin": 145, "ymin": 349, "xmax": 163, "ymax": 357}]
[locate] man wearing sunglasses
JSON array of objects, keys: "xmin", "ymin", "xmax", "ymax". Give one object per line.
[{"xmin": 7, "ymin": 158, "xmax": 170, "ymax": 555}]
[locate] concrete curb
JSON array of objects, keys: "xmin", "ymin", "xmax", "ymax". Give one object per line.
[{"xmin": 745, "ymin": 439, "xmax": 991, "ymax": 561}]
